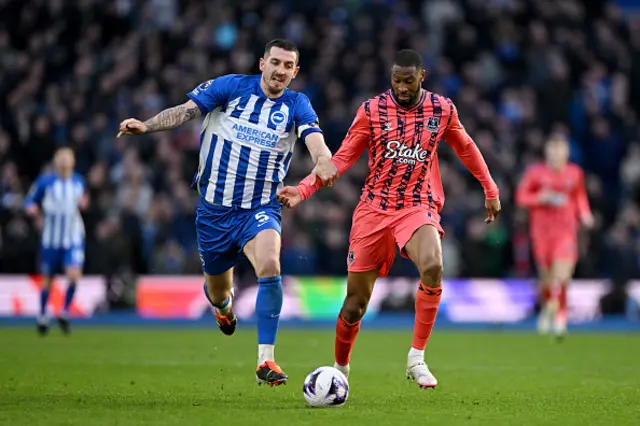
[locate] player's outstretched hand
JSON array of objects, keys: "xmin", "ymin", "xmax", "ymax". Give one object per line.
[
  {"xmin": 485, "ymin": 198, "xmax": 501, "ymax": 224},
  {"xmin": 314, "ymin": 156, "xmax": 339, "ymax": 187},
  {"xmin": 117, "ymin": 118, "xmax": 148, "ymax": 138},
  {"xmin": 277, "ymin": 186, "xmax": 303, "ymax": 209}
]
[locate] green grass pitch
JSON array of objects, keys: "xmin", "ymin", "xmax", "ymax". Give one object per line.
[{"xmin": 1, "ymin": 327, "xmax": 639, "ymax": 425}]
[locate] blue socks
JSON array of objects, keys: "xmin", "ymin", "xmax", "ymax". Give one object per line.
[
  {"xmin": 63, "ymin": 282, "xmax": 76, "ymax": 314},
  {"xmin": 256, "ymin": 276, "xmax": 283, "ymax": 345},
  {"xmin": 40, "ymin": 288, "xmax": 50, "ymax": 317}
]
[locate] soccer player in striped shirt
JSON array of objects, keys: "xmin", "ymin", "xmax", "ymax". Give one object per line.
[
  {"xmin": 117, "ymin": 39, "xmax": 337, "ymax": 386},
  {"xmin": 278, "ymin": 50, "xmax": 501, "ymax": 389},
  {"xmin": 24, "ymin": 147, "xmax": 89, "ymax": 336}
]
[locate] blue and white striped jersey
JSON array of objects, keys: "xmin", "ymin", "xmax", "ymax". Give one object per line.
[
  {"xmin": 24, "ymin": 173, "xmax": 86, "ymax": 249},
  {"xmin": 187, "ymin": 74, "xmax": 322, "ymax": 209}
]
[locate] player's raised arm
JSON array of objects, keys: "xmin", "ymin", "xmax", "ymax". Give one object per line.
[
  {"xmin": 442, "ymin": 99, "xmax": 501, "ymax": 223},
  {"xmin": 117, "ymin": 76, "xmax": 238, "ymax": 137},
  {"xmin": 117, "ymin": 100, "xmax": 201, "ymax": 137},
  {"xmin": 277, "ymin": 104, "xmax": 369, "ymax": 208}
]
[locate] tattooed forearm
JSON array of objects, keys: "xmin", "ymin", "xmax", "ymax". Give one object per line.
[{"xmin": 143, "ymin": 101, "xmax": 201, "ymax": 132}]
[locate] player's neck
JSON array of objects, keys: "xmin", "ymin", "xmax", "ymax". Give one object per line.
[
  {"xmin": 547, "ymin": 162, "xmax": 566, "ymax": 172},
  {"xmin": 56, "ymin": 171, "xmax": 72, "ymax": 180}
]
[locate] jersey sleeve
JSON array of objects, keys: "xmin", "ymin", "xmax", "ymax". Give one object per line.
[
  {"xmin": 294, "ymin": 94, "xmax": 323, "ymax": 141},
  {"xmin": 574, "ymin": 168, "xmax": 592, "ymax": 220},
  {"xmin": 186, "ymin": 75, "xmax": 239, "ymax": 115},
  {"xmin": 297, "ymin": 104, "xmax": 370, "ymax": 200},
  {"xmin": 443, "ymin": 100, "xmax": 499, "ymax": 199},
  {"xmin": 24, "ymin": 175, "xmax": 47, "ymax": 208},
  {"xmin": 515, "ymin": 167, "xmax": 541, "ymax": 208}
]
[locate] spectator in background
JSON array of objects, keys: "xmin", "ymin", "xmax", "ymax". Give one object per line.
[{"xmin": 0, "ymin": 0, "xmax": 639, "ymax": 282}]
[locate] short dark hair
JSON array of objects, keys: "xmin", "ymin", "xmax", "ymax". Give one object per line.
[
  {"xmin": 393, "ymin": 49, "xmax": 423, "ymax": 69},
  {"xmin": 264, "ymin": 39, "xmax": 299, "ymax": 63}
]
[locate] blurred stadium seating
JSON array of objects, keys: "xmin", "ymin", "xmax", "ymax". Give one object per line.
[{"xmin": 1, "ymin": 0, "xmax": 640, "ymax": 311}]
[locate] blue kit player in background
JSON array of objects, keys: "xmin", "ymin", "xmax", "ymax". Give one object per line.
[
  {"xmin": 117, "ymin": 39, "xmax": 338, "ymax": 386},
  {"xmin": 24, "ymin": 147, "xmax": 89, "ymax": 336}
]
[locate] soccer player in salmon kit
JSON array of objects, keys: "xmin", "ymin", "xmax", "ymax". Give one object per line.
[
  {"xmin": 516, "ymin": 135, "xmax": 593, "ymax": 338},
  {"xmin": 277, "ymin": 50, "xmax": 501, "ymax": 388}
]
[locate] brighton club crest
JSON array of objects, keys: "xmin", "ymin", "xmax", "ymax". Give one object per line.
[{"xmin": 426, "ymin": 116, "xmax": 440, "ymax": 132}]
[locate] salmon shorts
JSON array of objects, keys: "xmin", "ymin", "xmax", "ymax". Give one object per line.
[
  {"xmin": 532, "ymin": 234, "xmax": 578, "ymax": 269},
  {"xmin": 347, "ymin": 201, "xmax": 445, "ymax": 277}
]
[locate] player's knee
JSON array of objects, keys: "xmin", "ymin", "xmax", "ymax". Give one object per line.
[
  {"xmin": 342, "ymin": 295, "xmax": 369, "ymax": 323},
  {"xmin": 418, "ymin": 256, "xmax": 443, "ymax": 287},
  {"xmin": 255, "ymin": 256, "xmax": 281, "ymax": 278}
]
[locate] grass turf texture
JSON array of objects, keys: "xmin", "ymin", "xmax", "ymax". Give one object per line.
[{"xmin": 0, "ymin": 328, "xmax": 638, "ymax": 425}]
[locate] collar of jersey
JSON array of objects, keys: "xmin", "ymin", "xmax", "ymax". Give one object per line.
[{"xmin": 387, "ymin": 88, "xmax": 427, "ymax": 112}]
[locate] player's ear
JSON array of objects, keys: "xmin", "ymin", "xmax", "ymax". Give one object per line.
[
  {"xmin": 292, "ymin": 66, "xmax": 300, "ymax": 79},
  {"xmin": 259, "ymin": 57, "xmax": 266, "ymax": 72},
  {"xmin": 420, "ymin": 69, "xmax": 426, "ymax": 83}
]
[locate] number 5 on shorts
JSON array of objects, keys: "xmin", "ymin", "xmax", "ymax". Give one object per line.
[{"xmin": 255, "ymin": 212, "xmax": 269, "ymax": 226}]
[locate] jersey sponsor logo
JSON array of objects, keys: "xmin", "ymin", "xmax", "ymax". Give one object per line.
[
  {"xmin": 232, "ymin": 123, "xmax": 279, "ymax": 148},
  {"xmin": 270, "ymin": 111, "xmax": 287, "ymax": 127},
  {"xmin": 384, "ymin": 140, "xmax": 429, "ymax": 165},
  {"xmin": 426, "ymin": 116, "xmax": 440, "ymax": 132}
]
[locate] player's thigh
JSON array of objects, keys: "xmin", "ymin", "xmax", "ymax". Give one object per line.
[
  {"xmin": 63, "ymin": 246, "xmax": 85, "ymax": 282},
  {"xmin": 241, "ymin": 202, "xmax": 282, "ymax": 277},
  {"xmin": 40, "ymin": 248, "xmax": 63, "ymax": 283},
  {"xmin": 402, "ymin": 224, "xmax": 443, "ymax": 285},
  {"xmin": 195, "ymin": 203, "xmax": 238, "ymax": 276},
  {"xmin": 348, "ymin": 203, "xmax": 396, "ymax": 277}
]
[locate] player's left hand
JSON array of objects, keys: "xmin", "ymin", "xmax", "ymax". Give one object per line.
[
  {"xmin": 581, "ymin": 213, "xmax": 595, "ymax": 229},
  {"xmin": 277, "ymin": 186, "xmax": 303, "ymax": 209},
  {"xmin": 313, "ymin": 156, "xmax": 338, "ymax": 187},
  {"xmin": 485, "ymin": 198, "xmax": 501, "ymax": 224}
]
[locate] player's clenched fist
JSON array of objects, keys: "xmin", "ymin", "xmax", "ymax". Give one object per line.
[
  {"xmin": 277, "ymin": 186, "xmax": 303, "ymax": 209},
  {"xmin": 117, "ymin": 118, "xmax": 148, "ymax": 138},
  {"xmin": 485, "ymin": 198, "xmax": 501, "ymax": 224},
  {"xmin": 314, "ymin": 156, "xmax": 339, "ymax": 187}
]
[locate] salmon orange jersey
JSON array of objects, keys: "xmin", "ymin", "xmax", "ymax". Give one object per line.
[
  {"xmin": 516, "ymin": 162, "xmax": 591, "ymax": 239},
  {"xmin": 297, "ymin": 90, "xmax": 499, "ymax": 211}
]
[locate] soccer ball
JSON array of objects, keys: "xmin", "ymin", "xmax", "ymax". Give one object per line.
[{"xmin": 302, "ymin": 366, "xmax": 349, "ymax": 408}]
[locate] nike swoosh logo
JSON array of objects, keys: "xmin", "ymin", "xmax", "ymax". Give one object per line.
[{"xmin": 270, "ymin": 313, "xmax": 280, "ymax": 318}]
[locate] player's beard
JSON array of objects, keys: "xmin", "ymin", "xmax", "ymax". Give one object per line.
[
  {"xmin": 265, "ymin": 73, "xmax": 288, "ymax": 96},
  {"xmin": 393, "ymin": 90, "xmax": 419, "ymax": 107}
]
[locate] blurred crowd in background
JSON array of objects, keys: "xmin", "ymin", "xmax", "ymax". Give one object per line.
[{"xmin": 2, "ymin": 0, "xmax": 640, "ymax": 290}]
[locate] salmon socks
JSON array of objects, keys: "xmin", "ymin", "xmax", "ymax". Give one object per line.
[
  {"xmin": 335, "ymin": 313, "xmax": 360, "ymax": 366},
  {"xmin": 334, "ymin": 283, "xmax": 443, "ymax": 368},
  {"xmin": 411, "ymin": 283, "xmax": 442, "ymax": 354}
]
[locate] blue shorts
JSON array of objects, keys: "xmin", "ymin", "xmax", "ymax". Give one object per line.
[
  {"xmin": 195, "ymin": 199, "xmax": 282, "ymax": 276},
  {"xmin": 40, "ymin": 246, "xmax": 85, "ymax": 277}
]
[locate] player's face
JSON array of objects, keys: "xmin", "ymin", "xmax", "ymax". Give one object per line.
[
  {"xmin": 391, "ymin": 65, "xmax": 425, "ymax": 107},
  {"xmin": 54, "ymin": 149, "xmax": 75, "ymax": 176},
  {"xmin": 545, "ymin": 139, "xmax": 569, "ymax": 169},
  {"xmin": 260, "ymin": 47, "xmax": 299, "ymax": 96}
]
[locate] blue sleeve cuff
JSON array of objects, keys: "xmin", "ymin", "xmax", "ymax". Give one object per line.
[{"xmin": 186, "ymin": 92, "xmax": 209, "ymax": 116}]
